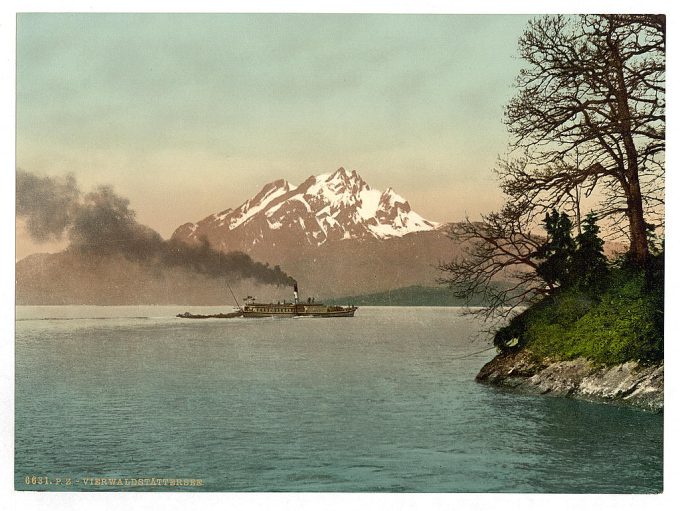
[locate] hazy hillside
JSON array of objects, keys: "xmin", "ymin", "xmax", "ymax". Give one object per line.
[
  {"xmin": 16, "ymin": 250, "xmax": 295, "ymax": 306},
  {"xmin": 324, "ymin": 286, "xmax": 489, "ymax": 306}
]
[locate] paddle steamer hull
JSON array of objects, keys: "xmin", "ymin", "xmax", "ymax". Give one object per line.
[{"xmin": 241, "ymin": 304, "xmax": 357, "ymax": 318}]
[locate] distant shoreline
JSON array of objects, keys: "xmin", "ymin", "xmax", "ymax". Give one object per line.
[{"xmin": 324, "ymin": 285, "xmax": 491, "ymax": 307}]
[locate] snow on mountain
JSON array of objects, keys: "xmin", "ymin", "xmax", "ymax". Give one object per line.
[
  {"xmin": 221, "ymin": 179, "xmax": 291, "ymax": 230},
  {"xmin": 173, "ymin": 168, "xmax": 439, "ymax": 247}
]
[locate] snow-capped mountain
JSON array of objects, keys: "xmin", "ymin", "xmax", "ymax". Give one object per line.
[{"xmin": 172, "ymin": 167, "xmax": 439, "ymax": 250}]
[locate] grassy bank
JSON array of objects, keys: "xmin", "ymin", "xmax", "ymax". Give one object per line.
[{"xmin": 494, "ymin": 256, "xmax": 664, "ymax": 365}]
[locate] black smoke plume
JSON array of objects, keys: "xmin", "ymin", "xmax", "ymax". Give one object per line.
[
  {"xmin": 16, "ymin": 169, "xmax": 293, "ymax": 286},
  {"xmin": 16, "ymin": 170, "xmax": 80, "ymax": 242}
]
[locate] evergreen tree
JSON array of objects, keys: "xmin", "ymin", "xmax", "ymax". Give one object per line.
[
  {"xmin": 536, "ymin": 210, "xmax": 576, "ymax": 290},
  {"xmin": 504, "ymin": 15, "xmax": 664, "ymax": 267},
  {"xmin": 573, "ymin": 213, "xmax": 608, "ymax": 292}
]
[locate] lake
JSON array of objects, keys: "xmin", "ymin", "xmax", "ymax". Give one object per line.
[{"xmin": 15, "ymin": 306, "xmax": 663, "ymax": 492}]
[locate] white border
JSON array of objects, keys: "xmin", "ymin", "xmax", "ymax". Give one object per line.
[{"xmin": 2, "ymin": 1, "xmax": 677, "ymax": 511}]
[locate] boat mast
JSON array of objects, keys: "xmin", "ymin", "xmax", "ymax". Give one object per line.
[{"xmin": 226, "ymin": 282, "xmax": 242, "ymax": 311}]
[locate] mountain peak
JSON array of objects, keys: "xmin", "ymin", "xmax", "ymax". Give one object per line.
[
  {"xmin": 322, "ymin": 167, "xmax": 368, "ymax": 194},
  {"xmin": 172, "ymin": 168, "xmax": 439, "ymax": 248},
  {"xmin": 270, "ymin": 178, "xmax": 290, "ymax": 190}
]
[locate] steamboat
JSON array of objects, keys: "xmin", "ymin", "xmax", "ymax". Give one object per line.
[{"xmin": 241, "ymin": 282, "xmax": 357, "ymax": 318}]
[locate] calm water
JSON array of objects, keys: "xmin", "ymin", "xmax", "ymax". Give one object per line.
[{"xmin": 15, "ymin": 306, "xmax": 663, "ymax": 493}]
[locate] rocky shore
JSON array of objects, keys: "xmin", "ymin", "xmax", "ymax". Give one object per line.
[{"xmin": 476, "ymin": 350, "xmax": 663, "ymax": 412}]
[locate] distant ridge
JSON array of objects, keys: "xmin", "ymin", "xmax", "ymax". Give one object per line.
[{"xmin": 325, "ymin": 285, "xmax": 499, "ymax": 307}]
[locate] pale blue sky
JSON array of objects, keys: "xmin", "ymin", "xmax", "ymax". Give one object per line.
[{"xmin": 17, "ymin": 13, "xmax": 532, "ymax": 244}]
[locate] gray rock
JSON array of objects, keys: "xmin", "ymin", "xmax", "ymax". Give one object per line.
[{"xmin": 477, "ymin": 351, "xmax": 663, "ymax": 412}]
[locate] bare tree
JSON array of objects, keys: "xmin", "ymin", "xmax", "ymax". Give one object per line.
[
  {"xmin": 440, "ymin": 14, "xmax": 665, "ymax": 318},
  {"xmin": 504, "ymin": 14, "xmax": 665, "ymax": 266},
  {"xmin": 438, "ymin": 202, "xmax": 548, "ymax": 319}
]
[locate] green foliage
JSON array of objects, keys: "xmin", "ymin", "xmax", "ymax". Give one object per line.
[
  {"xmin": 645, "ymin": 222, "xmax": 663, "ymax": 256},
  {"xmin": 573, "ymin": 213, "xmax": 609, "ymax": 293},
  {"xmin": 535, "ymin": 209, "xmax": 609, "ymax": 294},
  {"xmin": 494, "ymin": 258, "xmax": 663, "ymax": 364},
  {"xmin": 536, "ymin": 210, "xmax": 576, "ymax": 289},
  {"xmin": 494, "ymin": 291, "xmax": 593, "ymax": 351}
]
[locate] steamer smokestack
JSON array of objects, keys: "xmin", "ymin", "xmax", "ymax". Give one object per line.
[{"xmin": 293, "ymin": 281, "xmax": 299, "ymax": 305}]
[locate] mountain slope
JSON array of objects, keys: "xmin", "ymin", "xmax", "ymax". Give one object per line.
[
  {"xmin": 171, "ymin": 168, "xmax": 454, "ymax": 298},
  {"xmin": 173, "ymin": 167, "xmax": 439, "ymax": 250}
]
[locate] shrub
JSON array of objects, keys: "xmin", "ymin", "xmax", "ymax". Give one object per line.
[{"xmin": 494, "ymin": 259, "xmax": 663, "ymax": 365}]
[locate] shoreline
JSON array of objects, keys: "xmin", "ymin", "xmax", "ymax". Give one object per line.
[{"xmin": 476, "ymin": 350, "xmax": 663, "ymax": 413}]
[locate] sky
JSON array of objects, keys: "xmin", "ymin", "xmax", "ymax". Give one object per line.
[{"xmin": 16, "ymin": 13, "xmax": 532, "ymax": 257}]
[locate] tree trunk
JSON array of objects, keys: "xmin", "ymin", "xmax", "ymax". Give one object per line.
[
  {"xmin": 611, "ymin": 41, "xmax": 650, "ymax": 267},
  {"xmin": 625, "ymin": 175, "xmax": 650, "ymax": 266}
]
